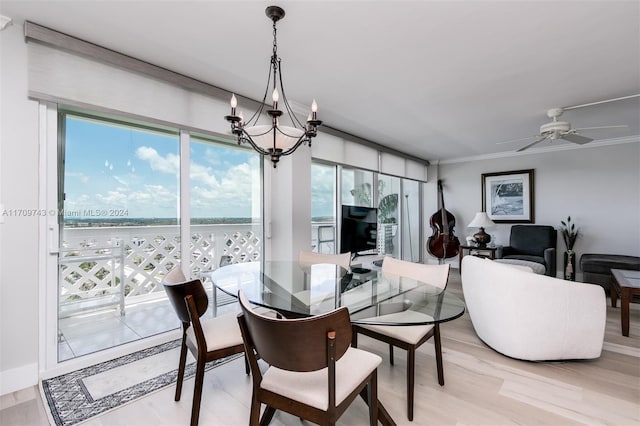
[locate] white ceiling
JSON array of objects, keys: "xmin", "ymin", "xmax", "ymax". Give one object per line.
[{"xmin": 2, "ymin": 0, "xmax": 639, "ymax": 162}]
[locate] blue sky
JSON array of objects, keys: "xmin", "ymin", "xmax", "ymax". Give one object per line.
[{"xmin": 63, "ymin": 116, "xmax": 261, "ymax": 219}]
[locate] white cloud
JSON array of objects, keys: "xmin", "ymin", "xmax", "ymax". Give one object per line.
[
  {"xmin": 67, "ymin": 146, "xmax": 260, "ymax": 218},
  {"xmin": 136, "ymin": 146, "xmax": 179, "ymax": 175},
  {"xmin": 190, "ymin": 162, "xmax": 219, "ymax": 187}
]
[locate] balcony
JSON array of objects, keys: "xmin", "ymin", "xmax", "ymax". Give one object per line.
[
  {"xmin": 57, "ymin": 223, "xmax": 262, "ymax": 361},
  {"xmin": 56, "ymin": 222, "xmax": 335, "ymax": 361}
]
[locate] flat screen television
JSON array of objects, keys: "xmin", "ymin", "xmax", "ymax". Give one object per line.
[{"xmin": 340, "ymin": 205, "xmax": 378, "ymax": 258}]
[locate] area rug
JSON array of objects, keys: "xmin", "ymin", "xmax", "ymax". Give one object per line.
[{"xmin": 40, "ymin": 339, "xmax": 242, "ymax": 426}]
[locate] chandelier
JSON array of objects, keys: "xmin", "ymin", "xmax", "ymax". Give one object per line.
[{"xmin": 225, "ymin": 6, "xmax": 322, "ymax": 168}]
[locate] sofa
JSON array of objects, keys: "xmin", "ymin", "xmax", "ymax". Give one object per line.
[
  {"xmin": 498, "ymin": 225, "xmax": 557, "ymax": 276},
  {"xmin": 461, "ymin": 255, "xmax": 606, "ymax": 361},
  {"xmin": 580, "ymin": 253, "xmax": 640, "ymax": 291}
]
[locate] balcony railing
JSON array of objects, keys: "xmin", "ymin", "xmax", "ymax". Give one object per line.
[
  {"xmin": 58, "ymin": 222, "xmax": 347, "ymax": 318},
  {"xmin": 59, "ymin": 223, "xmax": 262, "ymax": 317}
]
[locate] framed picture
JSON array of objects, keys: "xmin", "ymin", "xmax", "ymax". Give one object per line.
[{"xmin": 481, "ymin": 169, "xmax": 534, "ymax": 223}]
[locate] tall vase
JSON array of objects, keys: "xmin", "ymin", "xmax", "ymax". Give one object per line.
[{"xmin": 564, "ymin": 250, "xmax": 576, "ymax": 281}]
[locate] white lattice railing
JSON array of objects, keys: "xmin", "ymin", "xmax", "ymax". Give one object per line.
[{"xmin": 59, "ymin": 223, "xmax": 262, "ymax": 317}]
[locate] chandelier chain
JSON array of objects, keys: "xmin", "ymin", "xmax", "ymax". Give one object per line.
[
  {"xmin": 271, "ymin": 19, "xmax": 278, "ymax": 92},
  {"xmin": 272, "ymin": 20, "xmax": 278, "ymax": 57}
]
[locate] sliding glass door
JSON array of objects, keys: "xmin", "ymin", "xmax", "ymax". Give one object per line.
[
  {"xmin": 56, "ymin": 111, "xmax": 263, "ymax": 362},
  {"xmin": 317, "ymin": 163, "xmax": 425, "ymax": 261},
  {"xmin": 189, "ymin": 135, "xmax": 263, "ymax": 273}
]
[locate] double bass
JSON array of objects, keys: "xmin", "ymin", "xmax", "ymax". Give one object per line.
[{"xmin": 427, "ymin": 180, "xmax": 460, "ymax": 260}]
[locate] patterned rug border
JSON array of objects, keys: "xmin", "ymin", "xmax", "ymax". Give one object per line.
[{"xmin": 40, "ymin": 339, "xmax": 242, "ymax": 426}]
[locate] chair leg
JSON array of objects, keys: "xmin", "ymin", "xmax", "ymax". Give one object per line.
[
  {"xmin": 389, "ymin": 344, "xmax": 394, "ymax": 365},
  {"xmin": 407, "ymin": 346, "xmax": 415, "ymax": 421},
  {"xmin": 351, "ymin": 328, "xmax": 358, "ymax": 347},
  {"xmin": 368, "ymin": 372, "xmax": 378, "ymax": 426},
  {"xmin": 249, "ymin": 395, "xmax": 261, "ymax": 426},
  {"xmin": 244, "ymin": 353, "xmax": 250, "ymax": 375},
  {"xmin": 175, "ymin": 337, "xmax": 188, "ymax": 401},
  {"xmin": 259, "ymin": 406, "xmax": 276, "ymax": 426},
  {"xmin": 434, "ymin": 324, "xmax": 444, "ymax": 386},
  {"xmin": 190, "ymin": 358, "xmax": 206, "ymax": 426}
]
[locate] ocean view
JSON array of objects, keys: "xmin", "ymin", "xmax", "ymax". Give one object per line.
[{"xmin": 63, "ymin": 216, "xmax": 334, "ymax": 228}]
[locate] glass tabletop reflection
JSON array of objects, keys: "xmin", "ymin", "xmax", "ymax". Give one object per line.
[{"xmin": 203, "ymin": 261, "xmax": 465, "ymax": 326}]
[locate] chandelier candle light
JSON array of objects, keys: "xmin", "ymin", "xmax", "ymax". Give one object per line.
[{"xmin": 225, "ymin": 6, "xmax": 322, "ymax": 168}]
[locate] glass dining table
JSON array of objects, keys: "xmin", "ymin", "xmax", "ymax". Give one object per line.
[
  {"xmin": 203, "ymin": 260, "xmax": 465, "ymax": 324},
  {"xmin": 203, "ymin": 260, "xmax": 466, "ymax": 425}
]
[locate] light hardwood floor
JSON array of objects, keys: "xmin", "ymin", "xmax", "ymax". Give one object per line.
[{"xmin": 2, "ymin": 270, "xmax": 639, "ymax": 425}]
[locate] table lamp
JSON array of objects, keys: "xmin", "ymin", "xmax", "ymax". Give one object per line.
[{"xmin": 467, "ymin": 212, "xmax": 495, "ymax": 248}]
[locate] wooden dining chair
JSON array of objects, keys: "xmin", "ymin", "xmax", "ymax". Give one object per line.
[
  {"xmin": 162, "ymin": 265, "xmax": 246, "ymax": 426},
  {"xmin": 298, "ymin": 249, "xmax": 352, "ymax": 271},
  {"xmin": 351, "ymin": 257, "xmax": 450, "ymax": 421},
  {"xmin": 236, "ymin": 290, "xmax": 382, "ymax": 426}
]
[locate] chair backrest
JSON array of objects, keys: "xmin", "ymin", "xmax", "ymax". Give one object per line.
[
  {"xmin": 298, "ymin": 250, "xmax": 352, "ymax": 271},
  {"xmin": 238, "ymin": 291, "xmax": 352, "ymax": 372},
  {"xmin": 381, "ymin": 257, "xmax": 450, "ymax": 290},
  {"xmin": 509, "ymin": 225, "xmax": 557, "ymax": 256},
  {"xmin": 162, "ymin": 265, "xmax": 208, "ymax": 324}
]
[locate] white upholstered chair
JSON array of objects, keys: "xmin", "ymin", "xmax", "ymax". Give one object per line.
[
  {"xmin": 351, "ymin": 257, "xmax": 450, "ymax": 421},
  {"xmin": 461, "ymin": 255, "xmax": 606, "ymax": 360}
]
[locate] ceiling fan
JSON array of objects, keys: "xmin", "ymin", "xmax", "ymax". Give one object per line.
[{"xmin": 498, "ymin": 95, "xmax": 637, "ymax": 152}]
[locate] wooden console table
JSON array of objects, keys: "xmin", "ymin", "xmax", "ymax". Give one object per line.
[{"xmin": 459, "ymin": 244, "xmax": 498, "ymax": 272}]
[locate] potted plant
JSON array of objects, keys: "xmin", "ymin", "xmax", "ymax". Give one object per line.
[{"xmin": 560, "ymin": 216, "xmax": 579, "ymax": 280}]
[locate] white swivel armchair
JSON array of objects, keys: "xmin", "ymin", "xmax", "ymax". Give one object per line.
[{"xmin": 461, "ymin": 255, "xmax": 606, "ymax": 360}]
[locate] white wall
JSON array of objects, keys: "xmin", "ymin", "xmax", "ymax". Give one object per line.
[
  {"xmin": 0, "ymin": 22, "xmax": 41, "ymax": 394},
  {"xmin": 437, "ymin": 142, "xmax": 640, "ymax": 276}
]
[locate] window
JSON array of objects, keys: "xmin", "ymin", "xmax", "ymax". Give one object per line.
[
  {"xmin": 59, "ymin": 113, "xmax": 181, "ymax": 361},
  {"xmin": 401, "ymin": 179, "xmax": 420, "ymax": 262},
  {"xmin": 341, "ymin": 167, "xmax": 374, "ymax": 208},
  {"xmin": 311, "ymin": 162, "xmax": 337, "ymax": 253},
  {"xmin": 189, "ymin": 136, "xmax": 263, "ymax": 274},
  {"xmin": 378, "ymin": 175, "xmax": 400, "ymax": 257},
  {"xmin": 315, "ymin": 164, "xmax": 426, "ymax": 261},
  {"xmin": 56, "ymin": 111, "xmax": 263, "ymax": 362}
]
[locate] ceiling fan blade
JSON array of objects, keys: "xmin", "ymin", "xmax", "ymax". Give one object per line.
[
  {"xmin": 496, "ymin": 135, "xmax": 539, "ymax": 145},
  {"xmin": 561, "ymin": 133, "xmax": 593, "ymax": 144},
  {"xmin": 516, "ymin": 136, "xmax": 548, "ymax": 152},
  {"xmin": 563, "ymin": 94, "xmax": 640, "ymax": 111},
  {"xmin": 573, "ymin": 125, "xmax": 628, "ymax": 132}
]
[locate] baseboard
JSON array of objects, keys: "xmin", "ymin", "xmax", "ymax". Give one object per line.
[{"xmin": 0, "ymin": 362, "xmax": 38, "ymax": 396}]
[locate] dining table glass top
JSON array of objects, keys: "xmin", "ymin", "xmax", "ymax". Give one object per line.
[{"xmin": 203, "ymin": 260, "xmax": 465, "ymax": 326}]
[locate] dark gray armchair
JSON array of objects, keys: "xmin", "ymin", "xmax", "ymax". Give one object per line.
[{"xmin": 498, "ymin": 225, "xmax": 557, "ymax": 276}]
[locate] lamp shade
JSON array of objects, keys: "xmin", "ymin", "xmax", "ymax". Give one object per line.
[
  {"xmin": 468, "ymin": 212, "xmax": 495, "ymax": 228},
  {"xmin": 245, "ymin": 125, "xmax": 305, "ymax": 151}
]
